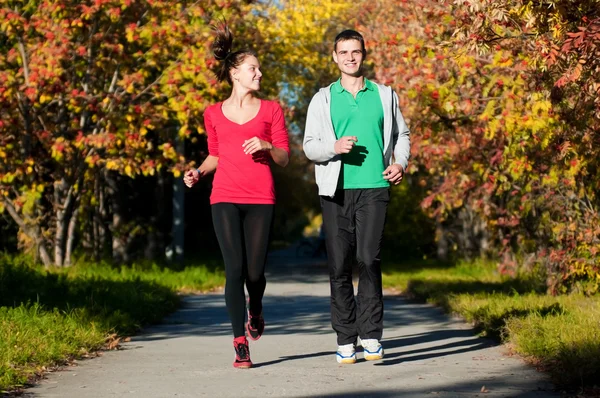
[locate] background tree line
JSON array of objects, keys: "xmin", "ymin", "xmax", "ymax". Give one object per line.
[
  {"xmin": 357, "ymin": 0, "xmax": 600, "ymax": 294},
  {"xmin": 2, "ymin": 0, "xmax": 599, "ymax": 295}
]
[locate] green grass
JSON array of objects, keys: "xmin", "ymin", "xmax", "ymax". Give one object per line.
[
  {"xmin": 383, "ymin": 259, "xmax": 600, "ymax": 389},
  {"xmin": 62, "ymin": 261, "xmax": 226, "ymax": 294},
  {"xmin": 0, "ymin": 254, "xmax": 225, "ymax": 393}
]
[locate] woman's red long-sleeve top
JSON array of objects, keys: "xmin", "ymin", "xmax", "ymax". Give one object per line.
[{"xmin": 204, "ymin": 100, "xmax": 290, "ymax": 205}]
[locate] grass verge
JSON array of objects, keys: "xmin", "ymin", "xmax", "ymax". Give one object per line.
[
  {"xmin": 0, "ymin": 254, "xmax": 225, "ymax": 394},
  {"xmin": 382, "ymin": 259, "xmax": 600, "ymax": 390}
]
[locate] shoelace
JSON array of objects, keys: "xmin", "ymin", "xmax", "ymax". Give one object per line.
[{"xmin": 235, "ymin": 343, "xmax": 249, "ymax": 360}]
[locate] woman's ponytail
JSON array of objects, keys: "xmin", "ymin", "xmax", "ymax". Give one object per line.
[{"xmin": 210, "ymin": 22, "xmax": 258, "ymax": 85}]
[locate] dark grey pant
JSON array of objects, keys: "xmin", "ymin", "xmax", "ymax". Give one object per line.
[{"xmin": 320, "ymin": 188, "xmax": 389, "ymax": 345}]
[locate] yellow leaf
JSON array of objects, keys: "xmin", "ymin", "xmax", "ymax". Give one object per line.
[{"xmin": 106, "ymin": 160, "xmax": 119, "ymax": 170}]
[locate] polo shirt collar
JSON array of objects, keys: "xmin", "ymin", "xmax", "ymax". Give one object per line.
[{"xmin": 333, "ymin": 78, "xmax": 375, "ymax": 94}]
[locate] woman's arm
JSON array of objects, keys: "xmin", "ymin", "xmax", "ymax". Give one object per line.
[
  {"xmin": 242, "ymin": 138, "xmax": 289, "ymax": 167},
  {"xmin": 269, "ymin": 101, "xmax": 290, "ymax": 167},
  {"xmin": 198, "ymin": 154, "xmax": 219, "ymax": 175},
  {"xmin": 242, "ymin": 101, "xmax": 290, "ymax": 167},
  {"xmin": 268, "ymin": 145, "xmax": 289, "ymax": 167}
]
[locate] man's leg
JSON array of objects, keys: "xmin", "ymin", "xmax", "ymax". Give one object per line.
[
  {"xmin": 321, "ymin": 190, "xmax": 357, "ymax": 346},
  {"xmin": 355, "ymin": 188, "xmax": 389, "ymax": 341}
]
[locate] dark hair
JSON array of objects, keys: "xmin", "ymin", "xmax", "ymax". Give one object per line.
[
  {"xmin": 211, "ymin": 23, "xmax": 258, "ymax": 85},
  {"xmin": 334, "ymin": 29, "xmax": 366, "ymax": 55}
]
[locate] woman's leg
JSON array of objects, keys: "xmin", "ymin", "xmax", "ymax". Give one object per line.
[
  {"xmin": 241, "ymin": 204, "xmax": 274, "ymax": 317},
  {"xmin": 212, "ymin": 203, "xmax": 246, "ymax": 338}
]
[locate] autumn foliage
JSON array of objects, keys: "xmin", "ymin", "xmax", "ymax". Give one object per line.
[
  {"xmin": 1, "ymin": 0, "xmax": 597, "ymax": 293},
  {"xmin": 357, "ymin": 0, "xmax": 600, "ymax": 294},
  {"xmin": 0, "ymin": 0, "xmax": 353, "ymax": 266},
  {"xmin": 0, "ymin": 0, "xmax": 253, "ymax": 266}
]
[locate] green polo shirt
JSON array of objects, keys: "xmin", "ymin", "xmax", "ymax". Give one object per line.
[{"xmin": 330, "ymin": 78, "xmax": 388, "ymax": 189}]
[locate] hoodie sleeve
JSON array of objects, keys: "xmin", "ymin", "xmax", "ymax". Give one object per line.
[
  {"xmin": 303, "ymin": 92, "xmax": 338, "ymax": 163},
  {"xmin": 391, "ymin": 89, "xmax": 411, "ymax": 171}
]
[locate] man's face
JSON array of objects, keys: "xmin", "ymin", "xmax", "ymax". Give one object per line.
[{"xmin": 332, "ymin": 39, "xmax": 364, "ymax": 77}]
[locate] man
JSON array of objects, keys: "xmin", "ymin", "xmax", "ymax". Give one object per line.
[{"xmin": 303, "ymin": 29, "xmax": 410, "ymax": 364}]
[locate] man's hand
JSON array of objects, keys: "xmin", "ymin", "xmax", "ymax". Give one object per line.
[
  {"xmin": 242, "ymin": 137, "xmax": 273, "ymax": 155},
  {"xmin": 183, "ymin": 169, "xmax": 202, "ymax": 188},
  {"xmin": 334, "ymin": 136, "xmax": 358, "ymax": 154},
  {"xmin": 383, "ymin": 163, "xmax": 404, "ymax": 185}
]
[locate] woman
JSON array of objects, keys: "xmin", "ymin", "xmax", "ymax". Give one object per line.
[{"xmin": 183, "ymin": 25, "xmax": 290, "ymax": 369}]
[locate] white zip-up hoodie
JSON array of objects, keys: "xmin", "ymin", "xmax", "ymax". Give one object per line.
[{"xmin": 302, "ymin": 82, "xmax": 411, "ymax": 197}]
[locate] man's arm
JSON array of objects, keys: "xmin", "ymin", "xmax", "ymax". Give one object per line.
[
  {"xmin": 303, "ymin": 94, "xmax": 338, "ymax": 163},
  {"xmin": 391, "ymin": 89, "xmax": 410, "ymax": 171},
  {"xmin": 383, "ymin": 89, "xmax": 411, "ymax": 185}
]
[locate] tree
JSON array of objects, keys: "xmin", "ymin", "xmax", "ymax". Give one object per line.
[
  {"xmin": 442, "ymin": 0, "xmax": 600, "ymax": 292},
  {"xmin": 355, "ymin": 0, "xmax": 600, "ymax": 293},
  {"xmin": 0, "ymin": 0, "xmax": 250, "ymax": 266}
]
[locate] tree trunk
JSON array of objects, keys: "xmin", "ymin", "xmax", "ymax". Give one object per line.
[
  {"xmin": 436, "ymin": 219, "xmax": 448, "ymax": 261},
  {"xmin": 92, "ymin": 175, "xmax": 110, "ymax": 261},
  {"xmin": 170, "ymin": 137, "xmax": 185, "ymax": 264},
  {"xmin": 54, "ymin": 206, "xmax": 67, "ymax": 267},
  {"xmin": 64, "ymin": 207, "xmax": 79, "ymax": 267},
  {"xmin": 456, "ymin": 206, "xmax": 489, "ymax": 259},
  {"xmin": 477, "ymin": 217, "xmax": 489, "ymax": 258},
  {"xmin": 38, "ymin": 242, "xmax": 52, "ymax": 267},
  {"xmin": 105, "ymin": 171, "xmax": 127, "ymax": 264},
  {"xmin": 54, "ymin": 178, "xmax": 77, "ymax": 267},
  {"xmin": 111, "ymin": 210, "xmax": 127, "ymax": 264},
  {"xmin": 458, "ymin": 207, "xmax": 474, "ymax": 260},
  {"xmin": 145, "ymin": 172, "xmax": 166, "ymax": 261},
  {"xmin": 1, "ymin": 197, "xmax": 52, "ymax": 267}
]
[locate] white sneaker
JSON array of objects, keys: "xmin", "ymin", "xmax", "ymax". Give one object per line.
[
  {"xmin": 361, "ymin": 339, "xmax": 384, "ymax": 361},
  {"xmin": 336, "ymin": 343, "xmax": 357, "ymax": 364}
]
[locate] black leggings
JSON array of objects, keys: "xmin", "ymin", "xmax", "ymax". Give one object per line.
[{"xmin": 212, "ymin": 203, "xmax": 274, "ymax": 338}]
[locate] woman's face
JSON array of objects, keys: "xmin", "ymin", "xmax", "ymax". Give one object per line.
[{"xmin": 231, "ymin": 55, "xmax": 262, "ymax": 91}]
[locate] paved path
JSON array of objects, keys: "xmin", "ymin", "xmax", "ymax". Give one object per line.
[{"xmin": 27, "ymin": 251, "xmax": 558, "ymax": 398}]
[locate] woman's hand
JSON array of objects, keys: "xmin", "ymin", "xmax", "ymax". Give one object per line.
[
  {"xmin": 183, "ymin": 169, "xmax": 203, "ymax": 188},
  {"xmin": 242, "ymin": 137, "xmax": 273, "ymax": 155}
]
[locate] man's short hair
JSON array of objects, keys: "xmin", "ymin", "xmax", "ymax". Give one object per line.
[{"xmin": 334, "ymin": 30, "xmax": 366, "ymax": 54}]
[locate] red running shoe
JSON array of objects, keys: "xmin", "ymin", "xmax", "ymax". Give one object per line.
[
  {"xmin": 246, "ymin": 309, "xmax": 265, "ymax": 341},
  {"xmin": 233, "ymin": 336, "xmax": 252, "ymax": 369}
]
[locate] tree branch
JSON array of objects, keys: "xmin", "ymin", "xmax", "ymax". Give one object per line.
[
  {"xmin": 482, "ymin": 33, "xmax": 537, "ymax": 44},
  {"xmin": 1, "ymin": 196, "xmax": 27, "ymax": 230},
  {"xmin": 17, "ymin": 36, "xmax": 30, "ymax": 86}
]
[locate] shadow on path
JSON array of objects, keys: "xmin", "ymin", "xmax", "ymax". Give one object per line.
[
  {"xmin": 292, "ymin": 379, "xmax": 553, "ymax": 398},
  {"xmin": 23, "ymin": 247, "xmax": 559, "ymax": 398},
  {"xmin": 130, "ymin": 247, "xmax": 499, "ymax": 368}
]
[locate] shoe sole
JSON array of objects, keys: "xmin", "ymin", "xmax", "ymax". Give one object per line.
[
  {"xmin": 364, "ymin": 348, "xmax": 384, "ymax": 361},
  {"xmin": 336, "ymin": 354, "xmax": 357, "ymax": 364},
  {"xmin": 233, "ymin": 362, "xmax": 252, "ymax": 369}
]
